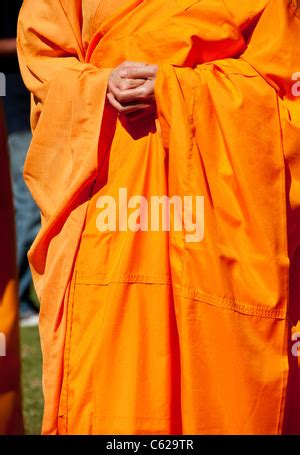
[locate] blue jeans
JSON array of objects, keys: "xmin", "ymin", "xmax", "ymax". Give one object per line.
[{"xmin": 8, "ymin": 130, "xmax": 41, "ymax": 314}]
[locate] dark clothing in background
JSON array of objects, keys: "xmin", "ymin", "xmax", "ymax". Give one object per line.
[
  {"xmin": 1, "ymin": 0, "xmax": 40, "ymax": 322},
  {"xmin": 0, "ymin": 0, "xmax": 30, "ymax": 134}
]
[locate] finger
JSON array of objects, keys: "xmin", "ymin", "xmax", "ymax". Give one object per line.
[
  {"xmin": 120, "ymin": 61, "xmax": 148, "ymax": 68},
  {"xmin": 109, "ymin": 80, "xmax": 155, "ymax": 104},
  {"xmin": 109, "ymin": 81, "xmax": 149, "ymax": 104},
  {"xmin": 125, "ymin": 105, "xmax": 156, "ymax": 120},
  {"xmin": 119, "ymin": 104, "xmax": 152, "ymax": 114},
  {"xmin": 119, "ymin": 61, "xmax": 148, "ymax": 74},
  {"xmin": 115, "ymin": 78, "xmax": 146, "ymax": 91},
  {"xmin": 109, "ymin": 73, "xmax": 145, "ymax": 91},
  {"xmin": 107, "ymin": 93, "xmax": 151, "ymax": 114},
  {"xmin": 107, "ymin": 92, "xmax": 123, "ymax": 111},
  {"xmin": 121, "ymin": 65, "xmax": 158, "ymax": 80}
]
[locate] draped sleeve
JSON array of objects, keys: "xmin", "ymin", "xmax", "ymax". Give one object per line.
[{"xmin": 17, "ymin": 0, "xmax": 112, "ymax": 221}]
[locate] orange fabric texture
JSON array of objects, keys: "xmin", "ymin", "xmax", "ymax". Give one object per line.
[
  {"xmin": 17, "ymin": 0, "xmax": 300, "ymax": 434},
  {"xmin": 0, "ymin": 102, "xmax": 23, "ymax": 435}
]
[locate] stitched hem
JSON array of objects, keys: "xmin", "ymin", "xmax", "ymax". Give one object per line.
[
  {"xmin": 175, "ymin": 285, "xmax": 287, "ymax": 319},
  {"xmin": 75, "ymin": 272, "xmax": 171, "ymax": 285}
]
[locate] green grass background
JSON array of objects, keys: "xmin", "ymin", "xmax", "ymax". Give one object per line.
[{"xmin": 21, "ymin": 326, "xmax": 43, "ymax": 435}]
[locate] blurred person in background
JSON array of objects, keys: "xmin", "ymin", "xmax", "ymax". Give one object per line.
[
  {"xmin": 0, "ymin": 100, "xmax": 24, "ymax": 435},
  {"xmin": 0, "ymin": 0, "xmax": 40, "ymax": 327}
]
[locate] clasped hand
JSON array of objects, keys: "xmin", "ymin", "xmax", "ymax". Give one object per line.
[{"xmin": 107, "ymin": 61, "xmax": 158, "ymax": 116}]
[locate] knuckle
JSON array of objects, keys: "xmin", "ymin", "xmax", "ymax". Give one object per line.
[
  {"xmin": 120, "ymin": 69, "xmax": 129, "ymax": 78},
  {"xmin": 113, "ymin": 89, "xmax": 121, "ymax": 100},
  {"xmin": 117, "ymin": 92, "xmax": 126, "ymax": 102},
  {"xmin": 139, "ymin": 86, "xmax": 148, "ymax": 97},
  {"xmin": 119, "ymin": 81, "xmax": 128, "ymax": 91}
]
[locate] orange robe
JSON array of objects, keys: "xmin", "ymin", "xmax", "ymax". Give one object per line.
[
  {"xmin": 0, "ymin": 102, "xmax": 23, "ymax": 435},
  {"xmin": 17, "ymin": 0, "xmax": 300, "ymax": 434}
]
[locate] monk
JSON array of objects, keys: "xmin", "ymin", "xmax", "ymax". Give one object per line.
[
  {"xmin": 0, "ymin": 101, "xmax": 23, "ymax": 435},
  {"xmin": 17, "ymin": 0, "xmax": 300, "ymax": 434}
]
